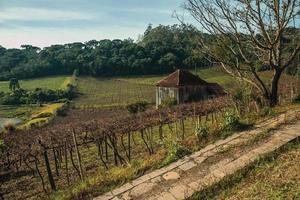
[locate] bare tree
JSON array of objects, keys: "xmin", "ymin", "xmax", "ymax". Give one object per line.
[{"xmin": 183, "ymin": 0, "xmax": 300, "ymax": 106}]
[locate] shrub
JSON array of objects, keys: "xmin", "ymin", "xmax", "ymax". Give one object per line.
[
  {"xmin": 195, "ymin": 125, "xmax": 209, "ymax": 143},
  {"xmin": 0, "ymin": 86, "xmax": 77, "ymax": 105},
  {"xmin": 159, "ymin": 97, "xmax": 177, "ymax": 108},
  {"xmin": 222, "ymin": 111, "xmax": 240, "ymax": 131},
  {"xmin": 221, "ymin": 111, "xmax": 241, "ymax": 138},
  {"xmin": 3, "ymin": 123, "xmax": 16, "ymax": 133},
  {"xmin": 57, "ymin": 104, "xmax": 69, "ymax": 117},
  {"xmin": 260, "ymin": 106, "xmax": 276, "ymax": 117},
  {"xmin": 126, "ymin": 101, "xmax": 148, "ymax": 114},
  {"xmin": 220, "ymin": 111, "xmax": 251, "ymax": 138},
  {"xmin": 162, "ymin": 140, "xmax": 191, "ymax": 165}
]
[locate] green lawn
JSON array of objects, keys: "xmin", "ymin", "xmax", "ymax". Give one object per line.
[{"xmin": 0, "ymin": 76, "xmax": 70, "ymax": 93}]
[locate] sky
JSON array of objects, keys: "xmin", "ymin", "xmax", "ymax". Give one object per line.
[{"xmin": 0, "ymin": 0, "xmax": 186, "ymax": 48}]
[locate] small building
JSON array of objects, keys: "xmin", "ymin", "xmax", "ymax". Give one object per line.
[{"xmin": 155, "ymin": 69, "xmax": 226, "ymax": 107}]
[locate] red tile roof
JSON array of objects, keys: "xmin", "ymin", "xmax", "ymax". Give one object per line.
[{"xmin": 156, "ymin": 69, "xmax": 208, "ymax": 87}]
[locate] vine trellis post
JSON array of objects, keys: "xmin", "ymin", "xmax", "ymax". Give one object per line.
[{"xmin": 72, "ymin": 128, "xmax": 84, "ymax": 180}]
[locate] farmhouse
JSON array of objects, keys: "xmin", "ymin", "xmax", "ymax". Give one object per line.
[{"xmin": 155, "ymin": 69, "xmax": 226, "ymax": 107}]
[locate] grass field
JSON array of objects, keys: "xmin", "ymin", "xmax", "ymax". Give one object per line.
[
  {"xmin": 0, "ymin": 76, "xmax": 70, "ymax": 93},
  {"xmin": 0, "ymin": 105, "xmax": 39, "ymax": 119},
  {"xmin": 75, "ymin": 77, "xmax": 156, "ymax": 108},
  {"xmin": 0, "ymin": 76, "xmax": 70, "ymax": 121},
  {"xmin": 213, "ymin": 143, "xmax": 300, "ymax": 200},
  {"xmin": 75, "ymin": 67, "xmax": 235, "ymax": 108},
  {"xmin": 118, "ymin": 67, "xmax": 234, "ymax": 89}
]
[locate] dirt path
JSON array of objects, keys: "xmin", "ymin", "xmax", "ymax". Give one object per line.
[{"xmin": 94, "ymin": 111, "xmax": 300, "ymax": 200}]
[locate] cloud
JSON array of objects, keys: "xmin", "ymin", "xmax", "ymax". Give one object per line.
[
  {"xmin": 0, "ymin": 7, "xmax": 95, "ymax": 22},
  {"xmin": 0, "ymin": 26, "xmax": 145, "ymax": 48},
  {"xmin": 0, "ymin": 0, "xmax": 187, "ymax": 48}
]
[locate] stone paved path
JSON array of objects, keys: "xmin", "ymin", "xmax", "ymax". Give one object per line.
[{"xmin": 94, "ymin": 110, "xmax": 300, "ymax": 200}]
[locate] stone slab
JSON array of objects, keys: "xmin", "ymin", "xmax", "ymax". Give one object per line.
[
  {"xmin": 162, "ymin": 171, "xmax": 180, "ymax": 180},
  {"xmin": 179, "ymin": 161, "xmax": 197, "ymax": 171}
]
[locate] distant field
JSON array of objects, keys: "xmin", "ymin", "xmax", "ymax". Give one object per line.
[
  {"xmin": 0, "ymin": 76, "xmax": 69, "ymax": 93},
  {"xmin": 0, "ymin": 76, "xmax": 70, "ymax": 120},
  {"xmin": 75, "ymin": 77, "xmax": 156, "ymax": 108},
  {"xmin": 0, "ymin": 105, "xmax": 39, "ymax": 119},
  {"xmin": 75, "ymin": 67, "xmax": 235, "ymax": 108},
  {"xmin": 119, "ymin": 67, "xmax": 235, "ymax": 89}
]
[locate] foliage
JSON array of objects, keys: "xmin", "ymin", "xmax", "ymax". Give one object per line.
[
  {"xmin": 195, "ymin": 125, "xmax": 209, "ymax": 143},
  {"xmin": 0, "ymin": 24, "xmax": 209, "ymax": 81},
  {"xmin": 260, "ymin": 107, "xmax": 276, "ymax": 117},
  {"xmin": 0, "ymin": 87, "xmax": 76, "ymax": 105},
  {"xmin": 162, "ymin": 140, "xmax": 191, "ymax": 165},
  {"xmin": 221, "ymin": 111, "xmax": 241, "ymax": 132},
  {"xmin": 159, "ymin": 97, "xmax": 177, "ymax": 108},
  {"xmin": 184, "ymin": 0, "xmax": 300, "ymax": 106},
  {"xmin": 56, "ymin": 104, "xmax": 69, "ymax": 117},
  {"xmin": 126, "ymin": 101, "xmax": 149, "ymax": 113}
]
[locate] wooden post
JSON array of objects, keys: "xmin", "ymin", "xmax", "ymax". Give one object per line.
[
  {"xmin": 72, "ymin": 129, "xmax": 84, "ymax": 180},
  {"xmin": 159, "ymin": 125, "xmax": 163, "ymax": 141},
  {"xmin": 105, "ymin": 136, "xmax": 109, "ymax": 161},
  {"xmin": 175, "ymin": 121, "xmax": 178, "ymax": 138},
  {"xmin": 197, "ymin": 115, "xmax": 201, "ymax": 128},
  {"xmin": 64, "ymin": 141, "xmax": 70, "ymax": 186},
  {"xmin": 181, "ymin": 119, "xmax": 185, "ymax": 140},
  {"xmin": 43, "ymin": 148, "xmax": 56, "ymax": 191},
  {"xmin": 34, "ymin": 157, "xmax": 47, "ymax": 193},
  {"xmin": 128, "ymin": 132, "xmax": 131, "ymax": 161}
]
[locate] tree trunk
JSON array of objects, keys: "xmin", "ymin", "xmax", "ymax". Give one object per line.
[{"xmin": 269, "ymin": 69, "xmax": 282, "ymax": 107}]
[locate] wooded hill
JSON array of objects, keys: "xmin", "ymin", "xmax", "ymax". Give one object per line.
[
  {"xmin": 0, "ymin": 25, "xmax": 298, "ymax": 81},
  {"xmin": 0, "ymin": 24, "xmax": 211, "ymax": 80}
]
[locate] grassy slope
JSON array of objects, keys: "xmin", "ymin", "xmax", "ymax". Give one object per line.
[
  {"xmin": 75, "ymin": 67, "xmax": 235, "ymax": 108},
  {"xmin": 75, "ymin": 77, "xmax": 156, "ymax": 108},
  {"xmin": 0, "ymin": 76, "xmax": 69, "ymax": 93},
  {"xmin": 118, "ymin": 67, "xmax": 234, "ymax": 89},
  {"xmin": 213, "ymin": 143, "xmax": 300, "ymax": 200}
]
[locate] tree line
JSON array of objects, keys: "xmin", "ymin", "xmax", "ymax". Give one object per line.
[{"xmin": 0, "ymin": 24, "xmax": 211, "ymax": 81}]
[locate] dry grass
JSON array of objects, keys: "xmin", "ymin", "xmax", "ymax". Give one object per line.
[{"xmin": 213, "ymin": 143, "xmax": 300, "ymax": 200}]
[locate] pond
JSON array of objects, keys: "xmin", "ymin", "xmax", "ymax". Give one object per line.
[{"xmin": 0, "ymin": 117, "xmax": 22, "ymax": 129}]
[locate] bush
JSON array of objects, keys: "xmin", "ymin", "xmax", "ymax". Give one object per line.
[
  {"xmin": 57, "ymin": 104, "xmax": 69, "ymax": 117},
  {"xmin": 220, "ymin": 111, "xmax": 251, "ymax": 138},
  {"xmin": 163, "ymin": 140, "xmax": 191, "ymax": 165},
  {"xmin": 0, "ymin": 87, "xmax": 77, "ymax": 105},
  {"xmin": 260, "ymin": 106, "xmax": 276, "ymax": 117},
  {"xmin": 159, "ymin": 97, "xmax": 177, "ymax": 108},
  {"xmin": 195, "ymin": 125, "xmax": 209, "ymax": 143},
  {"xmin": 126, "ymin": 101, "xmax": 149, "ymax": 114},
  {"xmin": 3, "ymin": 123, "xmax": 16, "ymax": 133},
  {"xmin": 221, "ymin": 111, "xmax": 240, "ymax": 132}
]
